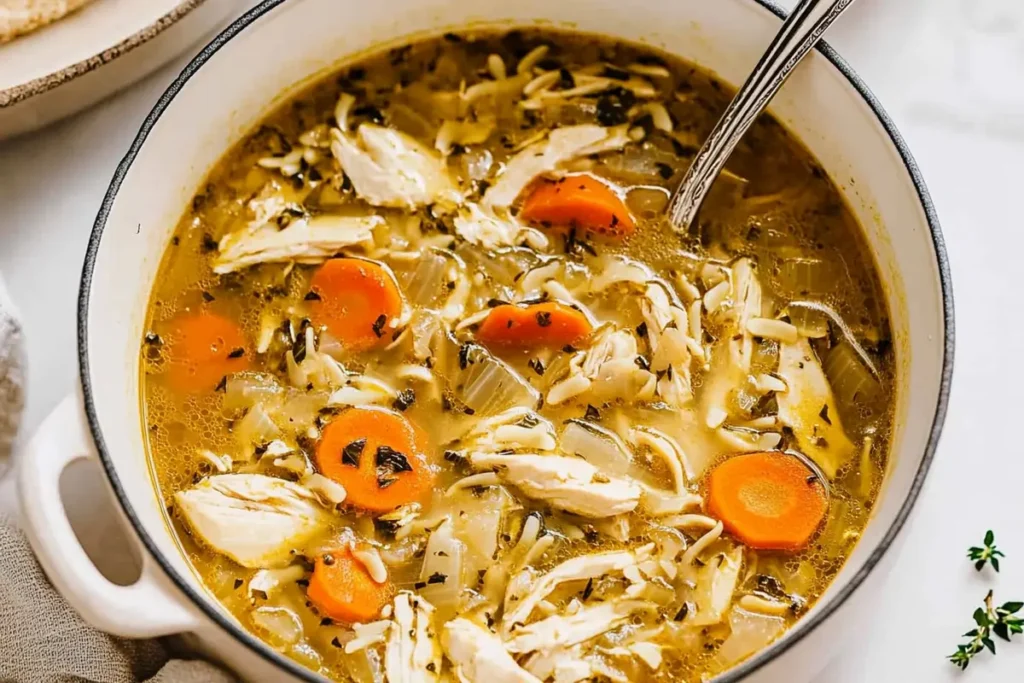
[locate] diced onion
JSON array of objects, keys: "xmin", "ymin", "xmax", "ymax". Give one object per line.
[
  {"xmin": 252, "ymin": 606, "xmax": 303, "ymax": 646},
  {"xmin": 235, "ymin": 404, "xmax": 280, "ymax": 447},
  {"xmin": 713, "ymin": 609, "xmax": 785, "ymax": 668},
  {"xmin": 776, "ymin": 256, "xmax": 841, "ymax": 296},
  {"xmin": 561, "ymin": 420, "xmax": 632, "ymax": 477},
  {"xmin": 452, "ymin": 487, "xmax": 509, "ymax": 582},
  {"xmin": 823, "ymin": 341, "xmax": 882, "ymax": 407},
  {"xmin": 786, "ymin": 305, "xmax": 828, "ymax": 339},
  {"xmin": 418, "ymin": 519, "xmax": 464, "ymax": 612},
  {"xmin": 459, "ymin": 346, "xmax": 540, "ymax": 415},
  {"xmin": 403, "ymin": 251, "xmax": 448, "ymax": 307},
  {"xmin": 223, "ymin": 373, "xmax": 283, "ymax": 413}
]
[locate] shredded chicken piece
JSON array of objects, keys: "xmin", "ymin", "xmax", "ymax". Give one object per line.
[
  {"xmin": 444, "ymin": 618, "xmax": 541, "ymax": 683},
  {"xmin": 345, "ymin": 619, "xmax": 392, "ymax": 654},
  {"xmin": 213, "ymin": 214, "xmax": 379, "ymax": 274},
  {"xmin": 453, "ymin": 202, "xmax": 522, "ymax": 250},
  {"xmin": 299, "ymin": 473, "xmax": 347, "ymax": 507},
  {"xmin": 248, "ymin": 564, "xmax": 306, "ymax": 598},
  {"xmin": 174, "ymin": 474, "xmax": 330, "ymax": 568},
  {"xmin": 776, "ymin": 337, "xmax": 855, "ymax": 478},
  {"xmin": 506, "ymin": 599, "xmax": 652, "ymax": 654},
  {"xmin": 503, "ymin": 547, "xmax": 652, "ymax": 630},
  {"xmin": 330, "ymin": 123, "xmax": 460, "ymax": 210},
  {"xmin": 547, "ymin": 326, "xmax": 656, "ymax": 406},
  {"xmin": 639, "ymin": 486, "xmax": 703, "ymax": 517},
  {"xmin": 384, "ymin": 592, "xmax": 441, "ymax": 683},
  {"xmin": 483, "ymin": 124, "xmax": 631, "ymax": 209},
  {"xmin": 469, "ymin": 453, "xmax": 640, "ymax": 519}
]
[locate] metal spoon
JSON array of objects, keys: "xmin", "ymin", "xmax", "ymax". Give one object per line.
[{"xmin": 667, "ymin": 0, "xmax": 858, "ymax": 231}]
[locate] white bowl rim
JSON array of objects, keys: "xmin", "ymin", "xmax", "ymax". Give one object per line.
[
  {"xmin": 76, "ymin": 0, "xmax": 956, "ymax": 680},
  {"xmin": 0, "ymin": 0, "xmax": 212, "ymax": 109}
]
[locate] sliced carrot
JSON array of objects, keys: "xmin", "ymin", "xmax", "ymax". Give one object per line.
[
  {"xmin": 476, "ymin": 302, "xmax": 593, "ymax": 349},
  {"xmin": 316, "ymin": 407, "xmax": 434, "ymax": 512},
  {"xmin": 308, "ymin": 258, "xmax": 403, "ymax": 354},
  {"xmin": 520, "ymin": 175, "xmax": 635, "ymax": 237},
  {"xmin": 307, "ymin": 547, "xmax": 394, "ymax": 623},
  {"xmin": 706, "ymin": 452, "xmax": 828, "ymax": 552},
  {"xmin": 162, "ymin": 311, "xmax": 250, "ymax": 393}
]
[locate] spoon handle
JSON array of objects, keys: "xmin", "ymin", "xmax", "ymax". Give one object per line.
[{"xmin": 667, "ymin": 0, "xmax": 857, "ymax": 231}]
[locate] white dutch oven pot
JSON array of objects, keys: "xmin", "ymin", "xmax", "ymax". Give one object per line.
[{"xmin": 17, "ymin": 0, "xmax": 954, "ymax": 681}]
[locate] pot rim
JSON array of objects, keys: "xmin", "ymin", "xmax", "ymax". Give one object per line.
[{"xmin": 77, "ymin": 0, "xmax": 955, "ymax": 680}]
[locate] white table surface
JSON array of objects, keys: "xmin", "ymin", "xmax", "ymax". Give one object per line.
[{"xmin": 1, "ymin": 0, "xmax": 1022, "ymax": 680}]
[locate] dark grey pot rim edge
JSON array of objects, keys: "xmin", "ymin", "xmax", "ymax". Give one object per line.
[{"xmin": 76, "ymin": 1, "xmax": 954, "ymax": 681}]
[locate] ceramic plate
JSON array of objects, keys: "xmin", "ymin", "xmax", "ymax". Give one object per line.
[{"xmin": 0, "ymin": 0, "xmax": 240, "ymax": 140}]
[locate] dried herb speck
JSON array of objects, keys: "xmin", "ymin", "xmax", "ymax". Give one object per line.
[
  {"xmin": 372, "ymin": 314, "xmax": 387, "ymax": 338},
  {"xmin": 342, "ymin": 438, "xmax": 366, "ymax": 467},
  {"xmin": 392, "ymin": 389, "xmax": 416, "ymax": 412},
  {"xmin": 819, "ymin": 404, "xmax": 832, "ymax": 425},
  {"xmin": 376, "ymin": 445, "xmax": 413, "ymax": 473}
]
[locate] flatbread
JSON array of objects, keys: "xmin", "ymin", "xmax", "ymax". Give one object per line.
[{"xmin": 0, "ymin": 0, "xmax": 96, "ymax": 43}]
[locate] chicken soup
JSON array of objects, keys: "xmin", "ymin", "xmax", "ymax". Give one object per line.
[{"xmin": 141, "ymin": 28, "xmax": 894, "ymax": 682}]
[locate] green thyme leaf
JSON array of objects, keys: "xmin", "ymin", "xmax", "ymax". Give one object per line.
[
  {"xmin": 949, "ymin": 590, "xmax": 1023, "ymax": 669},
  {"xmin": 967, "ymin": 530, "xmax": 1005, "ymax": 572}
]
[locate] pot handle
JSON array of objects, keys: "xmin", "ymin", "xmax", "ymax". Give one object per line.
[{"xmin": 18, "ymin": 394, "xmax": 202, "ymax": 638}]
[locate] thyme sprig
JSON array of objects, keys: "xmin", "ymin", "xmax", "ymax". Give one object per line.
[
  {"xmin": 948, "ymin": 590, "xmax": 1023, "ymax": 670},
  {"xmin": 968, "ymin": 530, "xmax": 1005, "ymax": 572}
]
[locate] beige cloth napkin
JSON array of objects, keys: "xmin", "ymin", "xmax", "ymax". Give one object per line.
[
  {"xmin": 0, "ymin": 515, "xmax": 235, "ymax": 683},
  {"xmin": 0, "ymin": 278, "xmax": 233, "ymax": 682}
]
